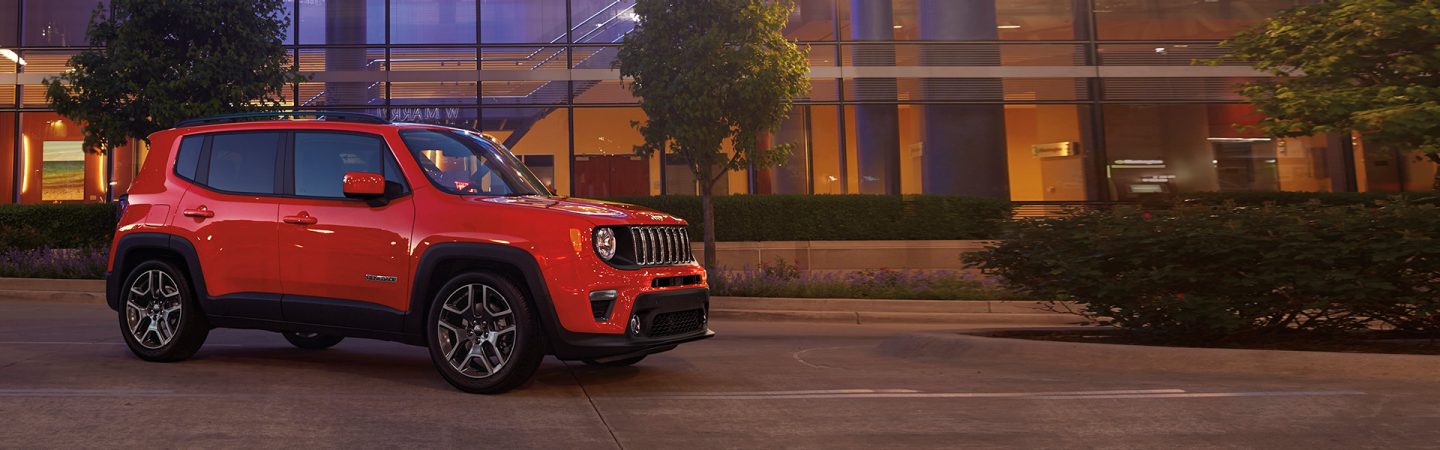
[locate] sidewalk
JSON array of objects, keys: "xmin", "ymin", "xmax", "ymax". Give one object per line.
[{"xmin": 0, "ymin": 278, "xmax": 1079, "ymax": 325}]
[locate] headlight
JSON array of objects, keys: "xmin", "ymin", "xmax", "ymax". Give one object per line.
[{"xmin": 594, "ymin": 228, "xmax": 617, "ymax": 260}]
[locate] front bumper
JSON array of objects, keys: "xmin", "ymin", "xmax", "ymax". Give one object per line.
[{"xmin": 547, "ymin": 287, "xmax": 714, "ymax": 361}]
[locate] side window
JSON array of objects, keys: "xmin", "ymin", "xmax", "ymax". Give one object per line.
[
  {"xmin": 207, "ymin": 133, "xmax": 281, "ymax": 194},
  {"xmin": 174, "ymin": 136, "xmax": 203, "ymax": 180},
  {"xmin": 293, "ymin": 132, "xmax": 385, "ymax": 198}
]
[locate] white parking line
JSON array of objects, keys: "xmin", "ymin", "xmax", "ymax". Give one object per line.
[{"xmin": 638, "ymin": 388, "xmax": 1365, "ymax": 400}]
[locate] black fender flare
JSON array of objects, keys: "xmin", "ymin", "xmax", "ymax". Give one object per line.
[
  {"xmin": 405, "ymin": 243, "xmax": 563, "ymax": 351},
  {"xmin": 106, "ymin": 232, "xmax": 208, "ymax": 313}
]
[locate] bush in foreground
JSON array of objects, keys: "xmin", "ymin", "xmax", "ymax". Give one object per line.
[
  {"xmin": 605, "ymin": 195, "xmax": 1013, "ymax": 241},
  {"xmin": 0, "ymin": 204, "xmax": 117, "ymax": 250},
  {"xmin": 964, "ymin": 200, "xmax": 1440, "ymax": 341}
]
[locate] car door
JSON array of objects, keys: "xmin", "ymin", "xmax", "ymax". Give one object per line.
[
  {"xmin": 276, "ymin": 131, "xmax": 415, "ymax": 331},
  {"xmin": 171, "ymin": 132, "xmax": 285, "ymax": 320}
]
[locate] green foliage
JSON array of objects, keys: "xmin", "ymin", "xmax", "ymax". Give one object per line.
[
  {"xmin": 605, "ymin": 195, "xmax": 1013, "ymax": 241},
  {"xmin": 965, "ymin": 202, "xmax": 1440, "ymax": 341},
  {"xmin": 43, "ymin": 0, "xmax": 303, "ymax": 152},
  {"xmin": 0, "ymin": 204, "xmax": 117, "ymax": 249},
  {"xmin": 619, "ymin": 0, "xmax": 810, "ymax": 184},
  {"xmin": 1222, "ymin": 0, "xmax": 1440, "ymax": 187}
]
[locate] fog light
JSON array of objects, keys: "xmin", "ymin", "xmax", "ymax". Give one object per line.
[
  {"xmin": 629, "ymin": 314, "xmax": 642, "ymax": 336},
  {"xmin": 589, "ymin": 290, "xmax": 618, "ymax": 302}
]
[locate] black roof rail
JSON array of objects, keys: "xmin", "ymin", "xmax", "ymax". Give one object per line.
[{"xmin": 174, "ymin": 111, "xmax": 390, "ymax": 128}]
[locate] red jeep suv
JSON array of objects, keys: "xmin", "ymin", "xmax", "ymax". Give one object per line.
[{"xmin": 106, "ymin": 112, "xmax": 712, "ymax": 393}]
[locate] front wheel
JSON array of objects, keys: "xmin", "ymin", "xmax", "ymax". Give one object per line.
[
  {"xmin": 282, "ymin": 332, "xmax": 344, "ymax": 350},
  {"xmin": 426, "ymin": 272, "xmax": 544, "ymax": 394},
  {"xmin": 118, "ymin": 260, "xmax": 209, "ymax": 362}
]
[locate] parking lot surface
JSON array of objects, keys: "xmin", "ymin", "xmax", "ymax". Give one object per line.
[{"xmin": 2, "ymin": 301, "xmax": 1437, "ymax": 449}]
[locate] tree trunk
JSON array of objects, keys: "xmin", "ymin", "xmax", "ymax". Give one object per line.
[
  {"xmin": 1427, "ymin": 153, "xmax": 1440, "ymax": 191},
  {"xmin": 700, "ymin": 176, "xmax": 718, "ymax": 272}
]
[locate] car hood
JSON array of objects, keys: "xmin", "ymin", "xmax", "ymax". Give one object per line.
[{"xmin": 480, "ymin": 196, "xmax": 687, "ymax": 226}]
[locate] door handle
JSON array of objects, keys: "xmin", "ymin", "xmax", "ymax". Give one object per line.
[
  {"xmin": 283, "ymin": 213, "xmax": 318, "ymax": 225},
  {"xmin": 182, "ymin": 207, "xmax": 214, "ymax": 219}
]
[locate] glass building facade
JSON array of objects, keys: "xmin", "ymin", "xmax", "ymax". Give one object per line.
[{"xmin": 2, "ymin": 0, "xmax": 1435, "ymax": 203}]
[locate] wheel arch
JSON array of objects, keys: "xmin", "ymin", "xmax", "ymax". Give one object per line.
[
  {"xmin": 406, "ymin": 243, "xmax": 560, "ymax": 352},
  {"xmin": 108, "ymin": 233, "xmax": 208, "ymax": 313}
]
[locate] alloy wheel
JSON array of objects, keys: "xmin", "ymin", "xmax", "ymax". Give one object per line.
[
  {"xmin": 435, "ymin": 284, "xmax": 517, "ymax": 379},
  {"xmin": 124, "ymin": 269, "xmax": 184, "ymax": 350}
]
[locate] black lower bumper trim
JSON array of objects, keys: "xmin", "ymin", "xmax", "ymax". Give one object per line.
[{"xmin": 548, "ymin": 287, "xmax": 713, "ymax": 361}]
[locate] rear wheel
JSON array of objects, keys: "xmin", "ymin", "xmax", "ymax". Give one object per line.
[
  {"xmin": 118, "ymin": 260, "xmax": 209, "ymax": 362},
  {"xmin": 282, "ymin": 332, "xmax": 344, "ymax": 350},
  {"xmin": 582, "ymin": 356, "xmax": 646, "ymax": 367},
  {"xmin": 426, "ymin": 272, "xmax": 543, "ymax": 394}
]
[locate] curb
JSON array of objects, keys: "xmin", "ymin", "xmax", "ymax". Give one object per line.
[
  {"xmin": 878, "ymin": 330, "xmax": 1440, "ymax": 381},
  {"xmin": 0, "ymin": 278, "xmax": 108, "ymax": 305}
]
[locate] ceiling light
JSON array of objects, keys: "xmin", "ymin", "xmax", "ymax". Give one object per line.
[
  {"xmin": 893, "ymin": 25, "xmax": 903, "ymax": 29},
  {"xmin": 0, "ymin": 49, "xmax": 26, "ymax": 66},
  {"xmin": 997, "ymin": 25, "xmax": 1021, "ymax": 29}
]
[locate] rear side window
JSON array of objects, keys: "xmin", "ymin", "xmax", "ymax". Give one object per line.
[
  {"xmin": 207, "ymin": 133, "xmax": 281, "ymax": 195},
  {"xmin": 174, "ymin": 136, "xmax": 203, "ymax": 180},
  {"xmin": 293, "ymin": 132, "xmax": 386, "ymax": 198}
]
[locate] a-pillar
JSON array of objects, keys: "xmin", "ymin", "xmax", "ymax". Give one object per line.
[
  {"xmin": 918, "ymin": 0, "xmax": 1010, "ymax": 198},
  {"xmin": 849, "ymin": 0, "xmax": 901, "ymax": 194}
]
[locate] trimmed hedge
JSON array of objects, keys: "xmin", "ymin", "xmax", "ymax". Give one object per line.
[
  {"xmin": 0, "ymin": 204, "xmax": 117, "ymax": 249},
  {"xmin": 603, "ymin": 195, "xmax": 1013, "ymax": 241}
]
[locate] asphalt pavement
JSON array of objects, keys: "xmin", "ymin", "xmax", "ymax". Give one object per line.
[{"xmin": 1, "ymin": 300, "xmax": 1438, "ymax": 449}]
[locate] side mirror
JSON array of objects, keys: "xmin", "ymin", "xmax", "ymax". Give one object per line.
[{"xmin": 342, "ymin": 172, "xmax": 386, "ymax": 199}]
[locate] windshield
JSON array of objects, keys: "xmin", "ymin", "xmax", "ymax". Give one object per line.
[{"xmin": 399, "ymin": 129, "xmax": 551, "ymax": 197}]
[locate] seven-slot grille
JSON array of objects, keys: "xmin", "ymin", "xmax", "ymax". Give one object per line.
[{"xmin": 628, "ymin": 226, "xmax": 693, "ymax": 267}]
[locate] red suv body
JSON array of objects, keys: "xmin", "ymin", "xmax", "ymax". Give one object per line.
[{"xmin": 105, "ymin": 112, "xmax": 711, "ymax": 393}]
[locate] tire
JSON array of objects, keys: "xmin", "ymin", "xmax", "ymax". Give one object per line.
[
  {"xmin": 426, "ymin": 272, "xmax": 544, "ymax": 394},
  {"xmin": 118, "ymin": 260, "xmax": 209, "ymax": 362},
  {"xmin": 282, "ymin": 332, "xmax": 345, "ymax": 350},
  {"xmin": 582, "ymin": 356, "xmax": 646, "ymax": 367}
]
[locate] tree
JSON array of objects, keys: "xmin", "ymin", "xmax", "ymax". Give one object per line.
[
  {"xmin": 1223, "ymin": 0, "xmax": 1440, "ymax": 189},
  {"xmin": 618, "ymin": 0, "xmax": 810, "ymax": 270},
  {"xmin": 44, "ymin": 0, "xmax": 302, "ymax": 153}
]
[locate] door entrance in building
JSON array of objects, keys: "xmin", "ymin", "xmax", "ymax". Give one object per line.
[{"xmin": 573, "ymin": 154, "xmax": 649, "ymax": 197}]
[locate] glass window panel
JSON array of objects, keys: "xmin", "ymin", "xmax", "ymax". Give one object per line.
[
  {"xmin": 1004, "ymin": 104, "xmax": 1089, "ymax": 201},
  {"xmin": 483, "ymin": 107, "xmax": 569, "ymax": 195},
  {"xmin": 1103, "ymin": 104, "xmax": 1333, "ymax": 199},
  {"xmin": 0, "ymin": 0, "xmax": 17, "ymax": 46},
  {"xmin": 299, "ymin": 0, "xmax": 385, "ymax": 45},
  {"xmin": 786, "ymin": 0, "xmax": 838, "ymax": 41},
  {"xmin": 0, "ymin": 112, "xmax": 13, "ymax": 203},
  {"xmin": 483, "ymin": 0, "xmax": 568, "ymax": 44},
  {"xmin": 20, "ymin": 113, "xmax": 94, "ymax": 204},
  {"xmin": 174, "ymin": 136, "xmax": 203, "ymax": 181},
  {"xmin": 22, "ymin": 0, "xmax": 106, "ymax": 46},
  {"xmin": 571, "ymin": 107, "xmax": 654, "ymax": 196},
  {"xmin": 293, "ymin": 132, "xmax": 385, "ymax": 198},
  {"xmin": 207, "ymin": 133, "xmax": 281, "ymax": 195},
  {"xmin": 809, "ymin": 106, "xmax": 846, "ymax": 194},
  {"xmin": 567, "ymin": 0, "xmax": 634, "ymax": 44},
  {"xmin": 392, "ymin": 0, "xmax": 476, "ymax": 44},
  {"xmin": 839, "ymin": 0, "xmax": 1076, "ymax": 41},
  {"xmin": 296, "ymin": 48, "xmax": 388, "ymax": 107},
  {"xmin": 1095, "ymin": 0, "xmax": 1313, "ymax": 40}
]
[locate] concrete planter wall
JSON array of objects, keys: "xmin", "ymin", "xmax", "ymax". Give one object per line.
[{"xmin": 691, "ymin": 240, "xmax": 991, "ymax": 273}]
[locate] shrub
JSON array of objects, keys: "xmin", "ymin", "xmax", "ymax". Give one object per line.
[
  {"xmin": 964, "ymin": 200, "xmax": 1440, "ymax": 341},
  {"xmin": 0, "ymin": 204, "xmax": 117, "ymax": 249},
  {"xmin": 1141, "ymin": 191, "xmax": 1438, "ymax": 208},
  {"xmin": 604, "ymin": 195, "xmax": 1012, "ymax": 241}
]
